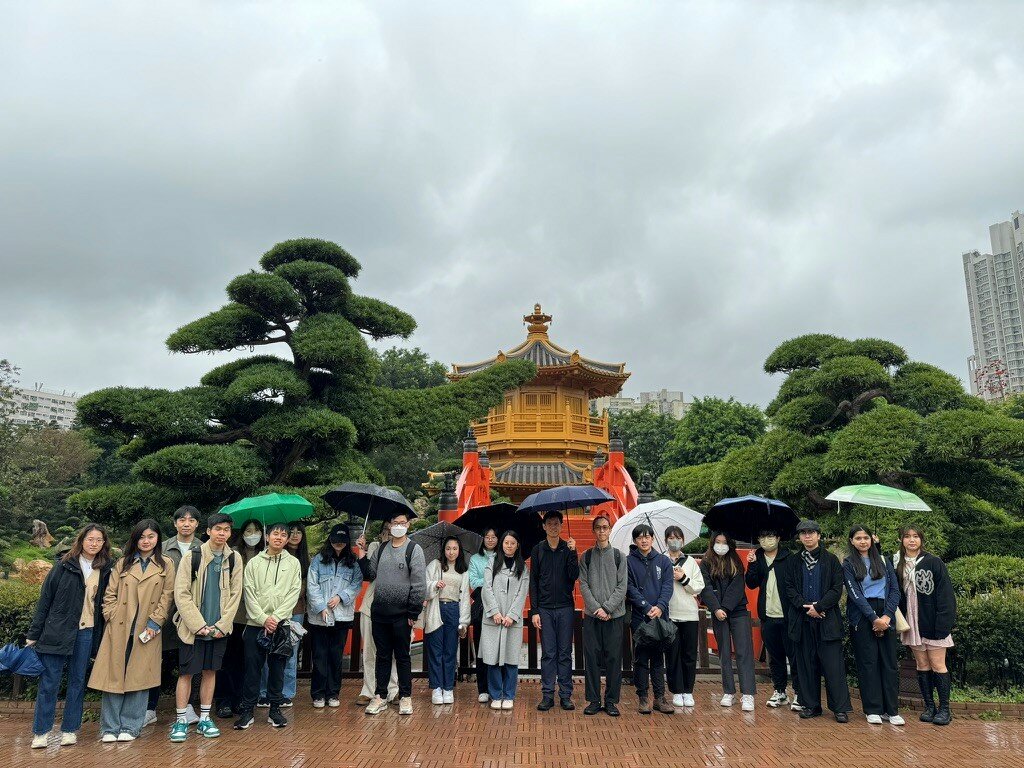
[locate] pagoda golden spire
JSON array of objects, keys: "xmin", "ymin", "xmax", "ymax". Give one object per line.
[{"xmin": 523, "ymin": 303, "xmax": 552, "ymax": 337}]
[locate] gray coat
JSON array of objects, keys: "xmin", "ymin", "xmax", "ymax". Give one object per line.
[{"xmin": 479, "ymin": 561, "xmax": 530, "ymax": 667}]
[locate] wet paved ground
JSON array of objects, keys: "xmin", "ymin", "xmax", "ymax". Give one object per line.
[{"xmin": 3, "ymin": 680, "xmax": 1023, "ymax": 767}]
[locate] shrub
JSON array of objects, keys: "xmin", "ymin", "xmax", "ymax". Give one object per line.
[
  {"xmin": 0, "ymin": 579, "xmax": 41, "ymax": 645},
  {"xmin": 948, "ymin": 523, "xmax": 1024, "ymax": 559},
  {"xmin": 948, "ymin": 555, "xmax": 1024, "ymax": 597},
  {"xmin": 955, "ymin": 589, "xmax": 1024, "ymax": 690}
]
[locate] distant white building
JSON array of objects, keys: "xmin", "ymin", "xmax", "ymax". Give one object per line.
[
  {"xmin": 963, "ymin": 212, "xmax": 1024, "ymax": 401},
  {"xmin": 8, "ymin": 385, "xmax": 80, "ymax": 429},
  {"xmin": 592, "ymin": 389, "xmax": 690, "ymax": 419}
]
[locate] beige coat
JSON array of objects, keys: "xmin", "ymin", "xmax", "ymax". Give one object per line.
[
  {"xmin": 423, "ymin": 560, "xmax": 472, "ymax": 633},
  {"xmin": 89, "ymin": 556, "xmax": 175, "ymax": 693},
  {"xmin": 174, "ymin": 543, "xmax": 244, "ymax": 645}
]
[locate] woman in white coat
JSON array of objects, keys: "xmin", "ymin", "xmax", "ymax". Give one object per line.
[
  {"xmin": 424, "ymin": 536, "xmax": 472, "ymax": 705},
  {"xmin": 664, "ymin": 525, "xmax": 705, "ymax": 708},
  {"xmin": 480, "ymin": 531, "xmax": 530, "ymax": 710}
]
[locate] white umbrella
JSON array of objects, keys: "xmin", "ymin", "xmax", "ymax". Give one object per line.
[{"xmin": 609, "ymin": 499, "xmax": 704, "ymax": 555}]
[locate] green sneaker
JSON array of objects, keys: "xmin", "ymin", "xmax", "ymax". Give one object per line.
[
  {"xmin": 169, "ymin": 721, "xmax": 189, "ymax": 742},
  {"xmin": 196, "ymin": 719, "xmax": 220, "ymax": 739}
]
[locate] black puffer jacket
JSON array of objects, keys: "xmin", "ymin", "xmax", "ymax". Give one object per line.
[{"xmin": 27, "ymin": 556, "xmax": 112, "ymax": 656}]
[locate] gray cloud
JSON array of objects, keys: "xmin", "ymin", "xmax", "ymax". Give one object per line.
[{"xmin": 2, "ymin": 1, "xmax": 1023, "ymax": 406}]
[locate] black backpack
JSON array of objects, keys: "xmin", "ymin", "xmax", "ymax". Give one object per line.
[
  {"xmin": 190, "ymin": 549, "xmax": 237, "ymax": 583},
  {"xmin": 584, "ymin": 546, "xmax": 622, "ymax": 571}
]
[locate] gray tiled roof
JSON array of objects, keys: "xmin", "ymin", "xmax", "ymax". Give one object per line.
[
  {"xmin": 493, "ymin": 462, "xmax": 585, "ymax": 486},
  {"xmin": 455, "ymin": 341, "xmax": 624, "ymax": 376}
]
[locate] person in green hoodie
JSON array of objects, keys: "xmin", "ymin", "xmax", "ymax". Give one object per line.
[{"xmin": 232, "ymin": 523, "xmax": 302, "ymax": 731}]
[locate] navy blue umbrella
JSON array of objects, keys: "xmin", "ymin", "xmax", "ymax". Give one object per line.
[
  {"xmin": 517, "ymin": 485, "xmax": 615, "ymax": 540},
  {"xmin": 703, "ymin": 495, "xmax": 799, "ymax": 545},
  {"xmin": 0, "ymin": 643, "xmax": 44, "ymax": 677}
]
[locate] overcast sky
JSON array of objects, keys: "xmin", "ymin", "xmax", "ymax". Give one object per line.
[{"xmin": 2, "ymin": 1, "xmax": 1023, "ymax": 407}]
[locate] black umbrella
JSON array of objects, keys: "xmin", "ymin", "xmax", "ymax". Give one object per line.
[
  {"xmin": 454, "ymin": 502, "xmax": 546, "ymax": 557},
  {"xmin": 702, "ymin": 495, "xmax": 799, "ymax": 545},
  {"xmin": 409, "ymin": 521, "xmax": 482, "ymax": 567},
  {"xmin": 517, "ymin": 484, "xmax": 615, "ymax": 539},
  {"xmin": 322, "ymin": 482, "xmax": 416, "ymax": 536}
]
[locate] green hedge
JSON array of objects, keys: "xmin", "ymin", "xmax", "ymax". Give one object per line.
[
  {"xmin": 948, "ymin": 523, "xmax": 1024, "ymax": 559},
  {"xmin": 955, "ymin": 589, "xmax": 1024, "ymax": 690},
  {"xmin": 948, "ymin": 555, "xmax": 1024, "ymax": 597},
  {"xmin": 0, "ymin": 579, "xmax": 40, "ymax": 645}
]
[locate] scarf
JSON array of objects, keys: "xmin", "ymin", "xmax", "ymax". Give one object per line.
[
  {"xmin": 801, "ymin": 547, "xmax": 820, "ymax": 572},
  {"xmin": 503, "ymin": 555, "xmax": 516, "ymax": 571}
]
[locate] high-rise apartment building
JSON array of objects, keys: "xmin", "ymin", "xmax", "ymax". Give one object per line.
[
  {"xmin": 591, "ymin": 389, "xmax": 690, "ymax": 419},
  {"xmin": 7, "ymin": 385, "xmax": 80, "ymax": 429},
  {"xmin": 963, "ymin": 211, "xmax": 1024, "ymax": 401}
]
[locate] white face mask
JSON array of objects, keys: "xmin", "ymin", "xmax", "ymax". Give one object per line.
[
  {"xmin": 243, "ymin": 534, "xmax": 261, "ymax": 547},
  {"xmin": 759, "ymin": 536, "xmax": 779, "ymax": 551},
  {"xmin": 390, "ymin": 525, "xmax": 408, "ymax": 539},
  {"xmin": 713, "ymin": 543, "xmax": 730, "ymax": 556}
]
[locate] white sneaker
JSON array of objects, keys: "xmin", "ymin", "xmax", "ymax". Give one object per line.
[
  {"xmin": 365, "ymin": 696, "xmax": 387, "ymax": 715},
  {"xmin": 31, "ymin": 734, "xmax": 48, "ymax": 749},
  {"xmin": 432, "ymin": 688, "xmax": 444, "ymax": 705},
  {"xmin": 312, "ymin": 699, "xmax": 326, "ymax": 709},
  {"xmin": 501, "ymin": 699, "xmax": 513, "ymax": 710},
  {"xmin": 888, "ymin": 714, "xmax": 906, "ymax": 726},
  {"xmin": 672, "ymin": 693, "xmax": 684, "ymax": 707},
  {"xmin": 116, "ymin": 732, "xmax": 135, "ymax": 742},
  {"xmin": 866, "ymin": 714, "xmax": 883, "ymax": 724},
  {"xmin": 399, "ymin": 697, "xmax": 413, "ymax": 715},
  {"xmin": 490, "ymin": 699, "xmax": 502, "ymax": 710},
  {"xmin": 741, "ymin": 695, "xmax": 755, "ymax": 712},
  {"xmin": 681, "ymin": 693, "xmax": 695, "ymax": 707},
  {"xmin": 143, "ymin": 710, "xmax": 157, "ymax": 727},
  {"xmin": 790, "ymin": 695, "xmax": 802, "ymax": 711},
  {"xmin": 478, "ymin": 693, "xmax": 490, "ymax": 703},
  {"xmin": 720, "ymin": 694, "xmax": 734, "ymax": 707},
  {"xmin": 184, "ymin": 704, "xmax": 199, "ymax": 725},
  {"xmin": 100, "ymin": 734, "xmax": 117, "ymax": 743},
  {"xmin": 442, "ymin": 690, "xmax": 454, "ymax": 704},
  {"xmin": 766, "ymin": 690, "xmax": 789, "ymax": 708},
  {"xmin": 327, "ymin": 698, "xmax": 340, "ymax": 708},
  {"xmin": 59, "ymin": 732, "xmax": 77, "ymax": 746}
]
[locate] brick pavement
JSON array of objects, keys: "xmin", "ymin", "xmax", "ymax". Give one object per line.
[{"xmin": 3, "ymin": 681, "xmax": 1023, "ymax": 767}]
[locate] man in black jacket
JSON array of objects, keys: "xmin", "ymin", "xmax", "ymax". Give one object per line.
[
  {"xmin": 745, "ymin": 531, "xmax": 800, "ymax": 710},
  {"xmin": 529, "ymin": 511, "xmax": 579, "ymax": 712},
  {"xmin": 782, "ymin": 520, "xmax": 851, "ymax": 722}
]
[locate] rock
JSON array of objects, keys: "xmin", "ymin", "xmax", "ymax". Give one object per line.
[
  {"xmin": 30, "ymin": 520, "xmax": 55, "ymax": 549},
  {"xmin": 11, "ymin": 558, "xmax": 26, "ymax": 574},
  {"xmin": 19, "ymin": 559, "xmax": 53, "ymax": 585}
]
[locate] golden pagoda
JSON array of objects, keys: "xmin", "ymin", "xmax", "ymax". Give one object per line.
[{"xmin": 449, "ymin": 304, "xmax": 631, "ymax": 503}]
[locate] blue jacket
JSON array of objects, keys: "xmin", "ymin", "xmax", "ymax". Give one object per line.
[
  {"xmin": 626, "ymin": 545, "xmax": 674, "ymax": 629},
  {"xmin": 843, "ymin": 556, "xmax": 900, "ymax": 627},
  {"xmin": 306, "ymin": 553, "xmax": 363, "ymax": 626}
]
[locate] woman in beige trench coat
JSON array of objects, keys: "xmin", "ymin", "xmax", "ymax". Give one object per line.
[{"xmin": 89, "ymin": 519, "xmax": 175, "ymax": 742}]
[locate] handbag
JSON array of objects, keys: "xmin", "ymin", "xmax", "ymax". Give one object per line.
[
  {"xmin": 894, "ymin": 608, "xmax": 910, "ymax": 633},
  {"xmin": 633, "ymin": 616, "xmax": 677, "ymax": 649}
]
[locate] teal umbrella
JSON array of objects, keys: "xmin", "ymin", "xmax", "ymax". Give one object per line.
[
  {"xmin": 825, "ymin": 483, "xmax": 930, "ymax": 530},
  {"xmin": 219, "ymin": 492, "xmax": 314, "ymax": 528}
]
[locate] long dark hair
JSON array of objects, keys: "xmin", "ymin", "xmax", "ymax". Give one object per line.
[
  {"xmin": 62, "ymin": 523, "xmax": 111, "ymax": 570},
  {"xmin": 493, "ymin": 530, "xmax": 525, "ymax": 583},
  {"xmin": 703, "ymin": 532, "xmax": 742, "ymax": 579},
  {"xmin": 120, "ymin": 518, "xmax": 165, "ymax": 575},
  {"xmin": 440, "ymin": 535, "xmax": 468, "ymax": 574},
  {"xmin": 897, "ymin": 525, "xmax": 928, "ymax": 586},
  {"xmin": 317, "ymin": 537, "xmax": 356, "ymax": 568},
  {"xmin": 477, "ymin": 527, "xmax": 498, "ymax": 556},
  {"xmin": 229, "ymin": 518, "xmax": 266, "ymax": 563},
  {"xmin": 286, "ymin": 524, "xmax": 310, "ymax": 574},
  {"xmin": 845, "ymin": 525, "xmax": 885, "ymax": 581}
]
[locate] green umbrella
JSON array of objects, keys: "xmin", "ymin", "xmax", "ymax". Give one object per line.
[
  {"xmin": 219, "ymin": 492, "xmax": 314, "ymax": 528},
  {"xmin": 825, "ymin": 483, "xmax": 930, "ymax": 530}
]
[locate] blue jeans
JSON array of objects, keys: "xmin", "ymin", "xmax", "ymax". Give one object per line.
[
  {"xmin": 487, "ymin": 664, "xmax": 519, "ymax": 701},
  {"xmin": 260, "ymin": 613, "xmax": 301, "ymax": 700},
  {"xmin": 99, "ymin": 690, "xmax": 148, "ymax": 738},
  {"xmin": 539, "ymin": 606, "xmax": 575, "ymax": 699},
  {"xmin": 426, "ymin": 601, "xmax": 460, "ymax": 691},
  {"xmin": 33, "ymin": 628, "xmax": 93, "ymax": 735}
]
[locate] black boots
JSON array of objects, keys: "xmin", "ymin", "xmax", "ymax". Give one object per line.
[
  {"xmin": 932, "ymin": 671, "xmax": 953, "ymax": 726},
  {"xmin": 917, "ymin": 671, "xmax": 936, "ymax": 722}
]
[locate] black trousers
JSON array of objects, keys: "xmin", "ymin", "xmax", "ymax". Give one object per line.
[
  {"xmin": 471, "ymin": 599, "xmax": 488, "ymax": 695},
  {"xmin": 666, "ymin": 620, "xmax": 699, "ymax": 695},
  {"xmin": 240, "ymin": 625, "xmax": 285, "ymax": 713},
  {"xmin": 795, "ymin": 619, "xmax": 851, "ymax": 714},
  {"xmin": 582, "ymin": 615, "xmax": 624, "ymax": 705},
  {"xmin": 216, "ymin": 623, "xmax": 247, "ymax": 711},
  {"xmin": 850, "ymin": 599, "xmax": 899, "ymax": 716},
  {"xmin": 372, "ymin": 617, "xmax": 413, "ymax": 699},
  {"xmin": 309, "ymin": 621, "xmax": 352, "ymax": 702},
  {"xmin": 761, "ymin": 616, "xmax": 798, "ymax": 694}
]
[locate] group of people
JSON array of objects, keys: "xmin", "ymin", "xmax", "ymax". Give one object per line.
[{"xmin": 23, "ymin": 504, "xmax": 957, "ymax": 749}]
